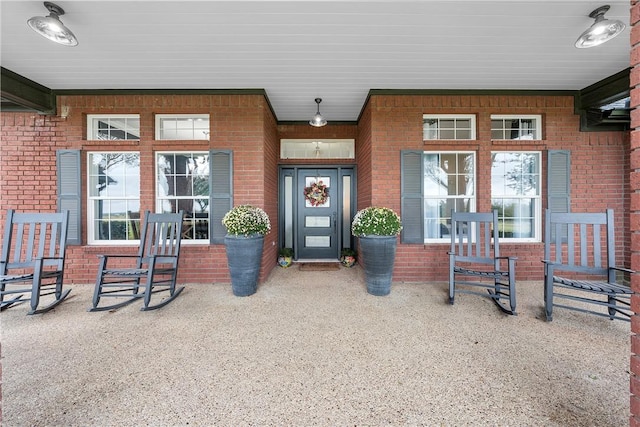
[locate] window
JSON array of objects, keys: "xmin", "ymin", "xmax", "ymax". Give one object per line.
[
  {"xmin": 87, "ymin": 115, "xmax": 140, "ymax": 140},
  {"xmin": 491, "ymin": 115, "xmax": 541, "ymax": 140},
  {"xmin": 280, "ymin": 139, "xmax": 355, "ymax": 159},
  {"xmin": 155, "ymin": 114, "xmax": 210, "ymax": 140},
  {"xmin": 423, "ymin": 115, "xmax": 476, "ymax": 140},
  {"xmin": 491, "ymin": 152, "xmax": 541, "ymax": 241},
  {"xmin": 424, "ymin": 152, "xmax": 476, "ymax": 241},
  {"xmin": 87, "ymin": 152, "xmax": 141, "ymax": 244},
  {"xmin": 156, "ymin": 152, "xmax": 210, "ymax": 241}
]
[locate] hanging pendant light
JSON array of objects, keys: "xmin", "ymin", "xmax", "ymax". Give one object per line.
[
  {"xmin": 27, "ymin": 2, "xmax": 78, "ymax": 47},
  {"xmin": 575, "ymin": 5, "xmax": 625, "ymax": 48},
  {"xmin": 309, "ymin": 98, "xmax": 328, "ymax": 127}
]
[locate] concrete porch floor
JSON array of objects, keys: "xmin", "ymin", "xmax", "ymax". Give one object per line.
[{"xmin": 0, "ymin": 265, "xmax": 631, "ymax": 426}]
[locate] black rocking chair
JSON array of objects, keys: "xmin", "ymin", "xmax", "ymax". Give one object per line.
[
  {"xmin": 90, "ymin": 211, "xmax": 185, "ymax": 312},
  {"xmin": 0, "ymin": 210, "xmax": 71, "ymax": 314}
]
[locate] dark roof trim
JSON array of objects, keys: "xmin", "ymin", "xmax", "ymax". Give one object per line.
[
  {"xmin": 54, "ymin": 88, "xmax": 268, "ymax": 96},
  {"xmin": 576, "ymin": 68, "xmax": 630, "ymax": 131},
  {"xmin": 1, "ymin": 67, "xmax": 55, "ymax": 114},
  {"xmin": 576, "ymin": 68, "xmax": 630, "ymax": 111}
]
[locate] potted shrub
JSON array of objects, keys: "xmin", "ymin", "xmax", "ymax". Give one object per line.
[
  {"xmin": 222, "ymin": 205, "xmax": 271, "ymax": 296},
  {"xmin": 351, "ymin": 206, "xmax": 402, "ymax": 296},
  {"xmin": 278, "ymin": 247, "xmax": 294, "ymax": 268},
  {"xmin": 340, "ymin": 248, "xmax": 357, "ymax": 267}
]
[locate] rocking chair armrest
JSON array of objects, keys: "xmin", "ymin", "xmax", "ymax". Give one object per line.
[
  {"xmin": 495, "ymin": 256, "xmax": 518, "ymax": 261},
  {"xmin": 611, "ymin": 266, "xmax": 635, "ymax": 274},
  {"xmin": 37, "ymin": 257, "xmax": 65, "ymax": 262},
  {"xmin": 97, "ymin": 254, "xmax": 141, "ymax": 260}
]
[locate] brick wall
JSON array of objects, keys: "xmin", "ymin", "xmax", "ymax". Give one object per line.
[
  {"xmin": 0, "ymin": 92, "xmax": 631, "ymax": 287},
  {"xmin": 359, "ymin": 93, "xmax": 630, "ymax": 283},
  {"xmin": 0, "ymin": 94, "xmax": 278, "ymax": 285}
]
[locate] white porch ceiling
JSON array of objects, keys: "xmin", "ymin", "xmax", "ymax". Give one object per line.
[{"xmin": 0, "ymin": 0, "xmax": 632, "ymax": 122}]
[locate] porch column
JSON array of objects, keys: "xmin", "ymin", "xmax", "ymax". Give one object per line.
[{"xmin": 630, "ymin": 1, "xmax": 640, "ymax": 425}]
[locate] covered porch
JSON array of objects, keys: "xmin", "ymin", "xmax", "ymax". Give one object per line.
[{"xmin": 1, "ymin": 268, "xmax": 629, "ymax": 426}]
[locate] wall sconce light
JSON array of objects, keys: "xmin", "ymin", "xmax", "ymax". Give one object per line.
[
  {"xmin": 575, "ymin": 5, "xmax": 625, "ymax": 48},
  {"xmin": 27, "ymin": 2, "xmax": 78, "ymax": 47},
  {"xmin": 309, "ymin": 98, "xmax": 328, "ymax": 127}
]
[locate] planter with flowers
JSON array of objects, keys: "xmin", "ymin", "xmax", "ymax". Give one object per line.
[
  {"xmin": 222, "ymin": 205, "xmax": 271, "ymax": 296},
  {"xmin": 351, "ymin": 207, "xmax": 402, "ymax": 296}
]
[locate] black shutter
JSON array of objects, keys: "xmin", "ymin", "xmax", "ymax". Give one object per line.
[
  {"xmin": 401, "ymin": 151, "xmax": 424, "ymax": 243},
  {"xmin": 210, "ymin": 150, "xmax": 233, "ymax": 244},
  {"xmin": 57, "ymin": 150, "xmax": 82, "ymax": 245}
]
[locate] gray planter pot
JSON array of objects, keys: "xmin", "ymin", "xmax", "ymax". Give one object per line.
[
  {"xmin": 358, "ymin": 235, "xmax": 398, "ymax": 296},
  {"xmin": 224, "ymin": 234, "xmax": 264, "ymax": 296}
]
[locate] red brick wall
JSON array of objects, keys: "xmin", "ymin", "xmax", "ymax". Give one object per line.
[
  {"xmin": 356, "ymin": 103, "xmax": 373, "ymax": 209},
  {"xmin": 630, "ymin": 0, "xmax": 640, "ymax": 424},
  {"xmin": 0, "ymin": 92, "xmax": 631, "ymax": 287},
  {"xmin": 261, "ymin": 103, "xmax": 279, "ymax": 281},
  {"xmin": 362, "ymin": 94, "xmax": 630, "ymax": 283},
  {"xmin": 0, "ymin": 94, "xmax": 278, "ymax": 285}
]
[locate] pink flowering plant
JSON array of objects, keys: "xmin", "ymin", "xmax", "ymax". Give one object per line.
[
  {"xmin": 222, "ymin": 205, "xmax": 271, "ymax": 236},
  {"xmin": 351, "ymin": 207, "xmax": 402, "ymax": 237}
]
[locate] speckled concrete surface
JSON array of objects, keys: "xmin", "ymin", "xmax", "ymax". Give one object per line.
[{"xmin": 0, "ymin": 265, "xmax": 631, "ymax": 426}]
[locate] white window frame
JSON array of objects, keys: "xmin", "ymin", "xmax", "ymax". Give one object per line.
[
  {"xmin": 423, "ymin": 114, "xmax": 476, "ymax": 141},
  {"xmin": 490, "ymin": 115, "xmax": 542, "ymax": 140},
  {"xmin": 491, "ymin": 151, "xmax": 542, "ymax": 242},
  {"xmin": 155, "ymin": 114, "xmax": 210, "ymax": 140},
  {"xmin": 156, "ymin": 151, "xmax": 210, "ymax": 244},
  {"xmin": 423, "ymin": 151, "xmax": 477, "ymax": 243},
  {"xmin": 87, "ymin": 151, "xmax": 141, "ymax": 245},
  {"xmin": 87, "ymin": 114, "xmax": 140, "ymax": 141}
]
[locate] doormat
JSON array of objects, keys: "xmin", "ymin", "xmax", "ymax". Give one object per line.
[{"xmin": 298, "ymin": 262, "xmax": 341, "ymax": 271}]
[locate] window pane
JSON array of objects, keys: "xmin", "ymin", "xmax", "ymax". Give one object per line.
[
  {"xmin": 456, "ymin": 129, "xmax": 471, "ymax": 139},
  {"xmin": 157, "ymin": 115, "xmax": 210, "ymax": 140},
  {"xmin": 439, "ymin": 129, "xmax": 455, "ymax": 139},
  {"xmin": 157, "ymin": 152, "xmax": 210, "ymax": 241},
  {"xmin": 88, "ymin": 153, "xmax": 141, "ymax": 243},
  {"xmin": 423, "ymin": 115, "xmax": 475, "ymax": 140},
  {"xmin": 491, "ymin": 151, "xmax": 540, "ymax": 240},
  {"xmin": 89, "ymin": 116, "xmax": 140, "ymax": 140},
  {"xmin": 490, "ymin": 116, "xmax": 540, "ymax": 140},
  {"xmin": 424, "ymin": 152, "xmax": 476, "ymax": 241}
]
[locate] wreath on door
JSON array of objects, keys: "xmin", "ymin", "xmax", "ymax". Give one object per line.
[{"xmin": 304, "ymin": 181, "xmax": 329, "ymax": 206}]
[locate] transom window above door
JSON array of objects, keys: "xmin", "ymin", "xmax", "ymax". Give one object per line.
[{"xmin": 280, "ymin": 139, "xmax": 355, "ymax": 159}]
